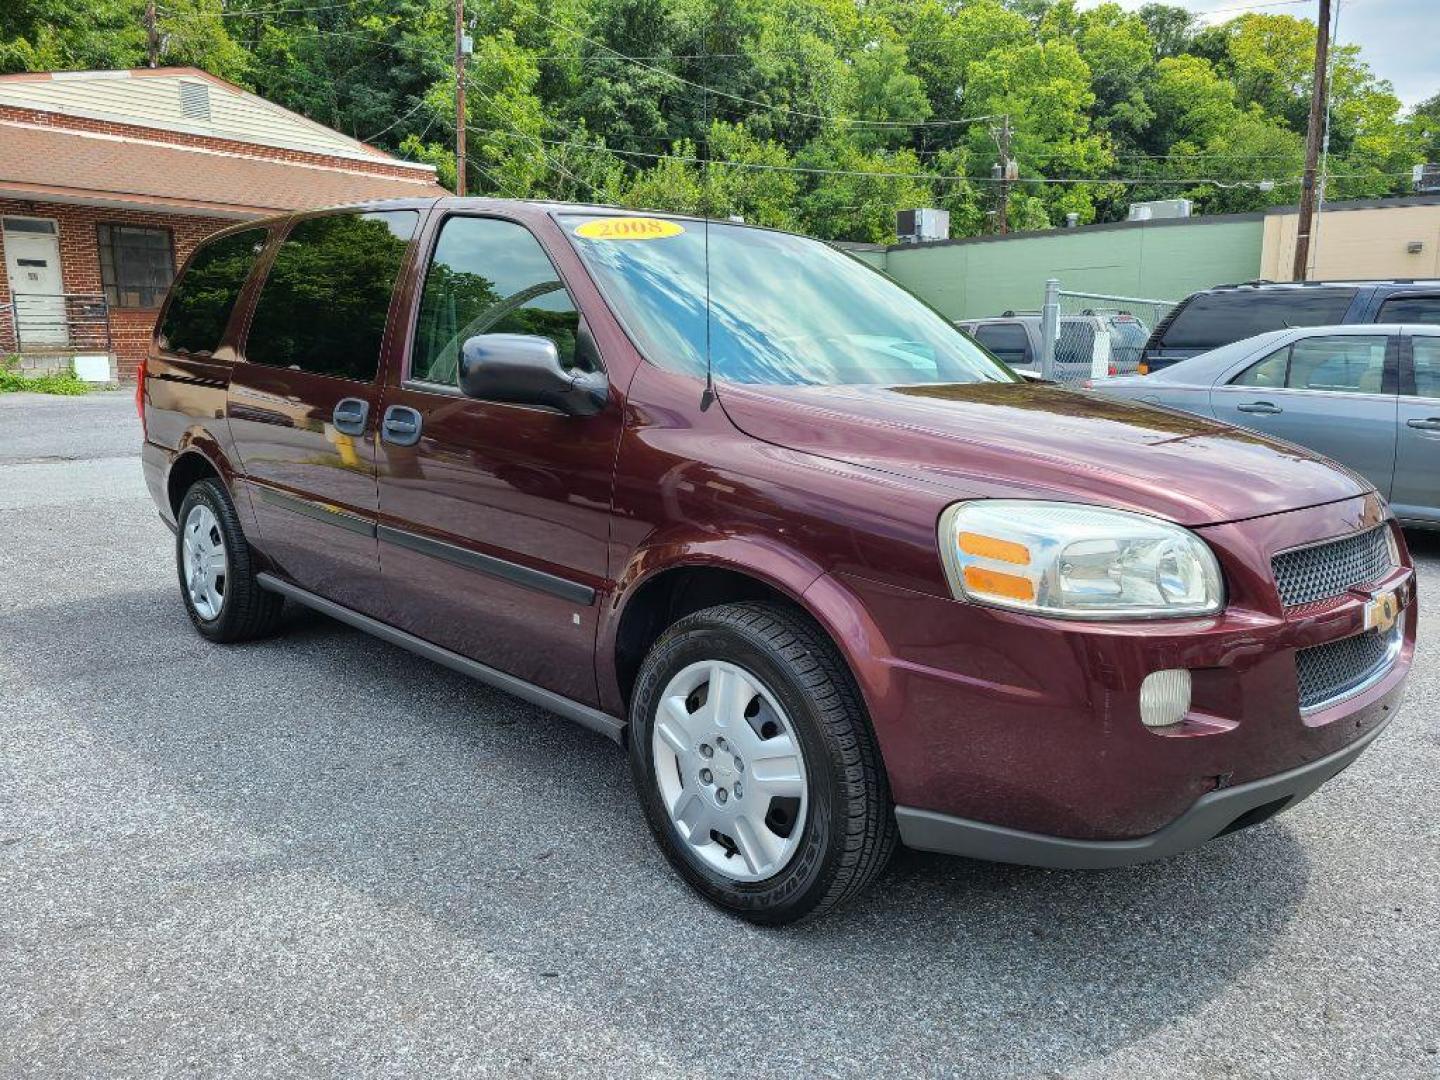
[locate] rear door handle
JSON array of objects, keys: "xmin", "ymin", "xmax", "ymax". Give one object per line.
[
  {"xmin": 1407, "ymin": 417, "xmax": 1440, "ymax": 431},
  {"xmin": 381, "ymin": 404, "xmax": 423, "ymax": 446},
  {"xmin": 1236, "ymin": 401, "xmax": 1283, "ymax": 415},
  {"xmin": 332, "ymin": 397, "xmax": 369, "ymax": 436}
]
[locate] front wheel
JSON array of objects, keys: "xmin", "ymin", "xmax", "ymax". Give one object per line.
[{"xmin": 628, "ymin": 602, "xmax": 896, "ymax": 925}]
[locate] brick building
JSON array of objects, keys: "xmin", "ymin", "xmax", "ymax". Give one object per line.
[{"xmin": 0, "ymin": 67, "xmax": 448, "ymax": 379}]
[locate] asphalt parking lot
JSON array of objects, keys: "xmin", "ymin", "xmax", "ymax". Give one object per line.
[{"xmin": 2, "ymin": 390, "xmax": 1437, "ymax": 1079}]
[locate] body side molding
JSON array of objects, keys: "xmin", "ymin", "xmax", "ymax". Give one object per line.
[
  {"xmin": 377, "ymin": 524, "xmax": 596, "ymax": 605},
  {"xmin": 255, "ymin": 484, "xmax": 377, "ymax": 537}
]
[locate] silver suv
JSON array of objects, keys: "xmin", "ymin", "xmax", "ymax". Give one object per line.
[{"xmin": 957, "ymin": 312, "xmax": 1148, "ymax": 380}]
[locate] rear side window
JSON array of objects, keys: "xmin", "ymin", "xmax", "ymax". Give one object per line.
[
  {"xmin": 158, "ymin": 228, "xmax": 267, "ymax": 356},
  {"xmin": 974, "ymin": 323, "xmax": 1030, "ymax": 364},
  {"xmin": 246, "ymin": 210, "xmax": 417, "ymax": 381},
  {"xmin": 411, "ymin": 216, "xmax": 582, "ymax": 386},
  {"xmin": 1378, "ymin": 295, "xmax": 1440, "ymax": 324},
  {"xmin": 1160, "ymin": 288, "xmax": 1357, "ymax": 350},
  {"xmin": 1234, "ymin": 335, "xmax": 1389, "ymax": 394},
  {"xmin": 1412, "ymin": 338, "xmax": 1440, "ymax": 398}
]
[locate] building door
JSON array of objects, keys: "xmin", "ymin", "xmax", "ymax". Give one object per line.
[{"xmin": 2, "ymin": 216, "xmax": 65, "ymax": 346}]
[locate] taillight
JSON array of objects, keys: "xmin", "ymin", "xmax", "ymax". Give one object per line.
[
  {"xmin": 1108, "ymin": 363, "xmax": 1117, "ymax": 376},
  {"xmin": 135, "ymin": 359, "xmax": 147, "ymax": 437}
]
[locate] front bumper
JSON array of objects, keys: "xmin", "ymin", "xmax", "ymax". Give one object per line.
[
  {"xmin": 894, "ymin": 707, "xmax": 1396, "ymax": 868},
  {"xmin": 834, "ymin": 493, "xmax": 1416, "ymax": 845}
]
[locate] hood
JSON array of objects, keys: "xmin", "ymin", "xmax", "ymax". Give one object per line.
[{"xmin": 716, "ymin": 381, "xmax": 1368, "ymax": 527}]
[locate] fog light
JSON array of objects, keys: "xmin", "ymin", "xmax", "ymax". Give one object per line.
[{"xmin": 1139, "ymin": 669, "xmax": 1191, "ymax": 728}]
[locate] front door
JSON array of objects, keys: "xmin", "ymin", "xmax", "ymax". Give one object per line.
[
  {"xmin": 3, "ymin": 216, "xmax": 65, "ymax": 346},
  {"xmin": 1392, "ymin": 333, "xmax": 1440, "ymax": 525},
  {"xmin": 1211, "ymin": 332, "xmax": 1398, "ymax": 496},
  {"xmin": 375, "ymin": 213, "xmax": 621, "ymax": 706},
  {"xmin": 227, "ymin": 209, "xmax": 419, "ymax": 614}
]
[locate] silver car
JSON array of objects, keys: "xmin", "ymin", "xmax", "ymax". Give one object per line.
[{"xmin": 1095, "ymin": 324, "xmax": 1440, "ymax": 528}]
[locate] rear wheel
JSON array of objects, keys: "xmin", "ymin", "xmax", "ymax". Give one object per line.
[
  {"xmin": 629, "ymin": 602, "xmax": 896, "ymax": 925},
  {"xmin": 175, "ymin": 478, "xmax": 284, "ymax": 642}
]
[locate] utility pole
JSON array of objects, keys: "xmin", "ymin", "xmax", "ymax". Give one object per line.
[
  {"xmin": 1292, "ymin": 0, "xmax": 1332, "ymax": 281},
  {"xmin": 145, "ymin": 0, "xmax": 159, "ymax": 68},
  {"xmin": 993, "ymin": 115, "xmax": 1014, "ymax": 236},
  {"xmin": 454, "ymin": 0, "xmax": 467, "ymax": 196}
]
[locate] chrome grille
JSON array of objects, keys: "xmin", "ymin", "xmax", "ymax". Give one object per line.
[
  {"xmin": 1272, "ymin": 525, "xmax": 1393, "ymax": 609},
  {"xmin": 1295, "ymin": 628, "xmax": 1400, "ymax": 712}
]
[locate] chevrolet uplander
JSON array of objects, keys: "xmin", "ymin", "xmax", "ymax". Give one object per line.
[{"xmin": 141, "ymin": 200, "xmax": 1415, "ymax": 924}]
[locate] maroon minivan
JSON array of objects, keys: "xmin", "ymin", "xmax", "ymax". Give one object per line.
[{"xmin": 141, "ymin": 199, "xmax": 1415, "ymax": 924}]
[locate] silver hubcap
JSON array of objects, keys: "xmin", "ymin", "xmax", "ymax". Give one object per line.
[
  {"xmin": 652, "ymin": 660, "xmax": 808, "ymax": 882},
  {"xmin": 181, "ymin": 503, "xmax": 227, "ymax": 621}
]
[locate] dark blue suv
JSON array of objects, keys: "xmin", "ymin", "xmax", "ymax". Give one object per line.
[{"xmin": 1140, "ymin": 280, "xmax": 1440, "ymax": 373}]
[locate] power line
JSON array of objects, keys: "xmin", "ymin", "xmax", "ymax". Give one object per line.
[
  {"xmin": 158, "ymin": 1, "xmax": 371, "ymax": 17},
  {"xmin": 460, "ymin": 121, "xmax": 1358, "ymax": 188},
  {"xmin": 358, "ymin": 92, "xmax": 429, "ymax": 143},
  {"xmin": 1200, "ymin": 0, "xmax": 1315, "ymax": 15}
]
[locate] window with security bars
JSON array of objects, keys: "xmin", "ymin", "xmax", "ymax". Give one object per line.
[{"xmin": 97, "ymin": 224, "xmax": 176, "ymax": 308}]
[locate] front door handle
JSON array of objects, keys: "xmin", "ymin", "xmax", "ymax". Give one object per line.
[
  {"xmin": 1407, "ymin": 417, "xmax": 1440, "ymax": 431},
  {"xmin": 332, "ymin": 397, "xmax": 369, "ymax": 436},
  {"xmin": 381, "ymin": 404, "xmax": 423, "ymax": 446},
  {"xmin": 1236, "ymin": 401, "xmax": 1283, "ymax": 415}
]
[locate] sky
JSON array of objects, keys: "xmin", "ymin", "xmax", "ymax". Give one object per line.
[{"xmin": 1077, "ymin": 0, "xmax": 1437, "ymax": 109}]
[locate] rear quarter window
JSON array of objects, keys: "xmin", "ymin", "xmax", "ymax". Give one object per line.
[
  {"xmin": 1377, "ymin": 295, "xmax": 1440, "ymax": 324},
  {"xmin": 1159, "ymin": 288, "xmax": 1357, "ymax": 350},
  {"xmin": 158, "ymin": 228, "xmax": 268, "ymax": 357}
]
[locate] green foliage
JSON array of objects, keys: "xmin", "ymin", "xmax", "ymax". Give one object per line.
[
  {"xmin": 0, "ymin": 357, "xmax": 91, "ymax": 395},
  {"xmin": 0, "ymin": 0, "xmax": 1427, "ymax": 242}
]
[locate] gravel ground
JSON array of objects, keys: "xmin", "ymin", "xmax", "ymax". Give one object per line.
[{"xmin": 1, "ymin": 390, "xmax": 1437, "ymax": 1079}]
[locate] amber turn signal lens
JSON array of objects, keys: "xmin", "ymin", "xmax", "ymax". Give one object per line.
[
  {"xmin": 957, "ymin": 531, "xmax": 1030, "ymax": 566},
  {"xmin": 962, "ymin": 565, "xmax": 1036, "ymax": 601}
]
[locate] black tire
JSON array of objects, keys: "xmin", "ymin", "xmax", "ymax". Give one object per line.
[
  {"xmin": 175, "ymin": 477, "xmax": 284, "ymax": 643},
  {"xmin": 628, "ymin": 601, "xmax": 897, "ymax": 925}
]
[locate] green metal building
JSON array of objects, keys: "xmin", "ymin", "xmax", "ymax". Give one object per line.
[{"xmin": 844, "ymin": 212, "xmax": 1266, "ymax": 319}]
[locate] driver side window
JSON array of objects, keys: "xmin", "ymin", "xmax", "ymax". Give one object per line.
[{"xmin": 411, "ymin": 216, "xmax": 584, "ymax": 386}]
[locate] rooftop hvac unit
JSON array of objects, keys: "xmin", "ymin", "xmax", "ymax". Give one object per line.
[
  {"xmin": 896, "ymin": 208, "xmax": 950, "ymax": 244},
  {"xmin": 1127, "ymin": 198, "xmax": 1193, "ymax": 222},
  {"xmin": 1414, "ymin": 164, "xmax": 1440, "ymax": 194}
]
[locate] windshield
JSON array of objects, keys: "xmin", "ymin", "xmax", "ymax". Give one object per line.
[{"xmin": 560, "ymin": 215, "xmax": 1016, "ymax": 387}]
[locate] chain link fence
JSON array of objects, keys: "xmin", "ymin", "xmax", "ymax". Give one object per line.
[{"xmin": 1038, "ymin": 280, "xmax": 1178, "ymax": 384}]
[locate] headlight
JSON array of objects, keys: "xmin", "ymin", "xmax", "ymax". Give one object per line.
[{"xmin": 938, "ymin": 500, "xmax": 1224, "ymax": 618}]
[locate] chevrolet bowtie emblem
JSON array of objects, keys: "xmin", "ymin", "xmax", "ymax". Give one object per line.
[{"xmin": 1363, "ymin": 588, "xmax": 1401, "ymax": 635}]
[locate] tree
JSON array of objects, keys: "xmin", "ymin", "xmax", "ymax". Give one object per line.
[
  {"xmin": 0, "ymin": 0, "xmax": 1420, "ymax": 241},
  {"xmin": 847, "ymin": 39, "xmax": 930, "ymax": 148},
  {"xmin": 1413, "ymin": 93, "xmax": 1440, "ymax": 163},
  {"xmin": 1135, "ymin": 3, "xmax": 1197, "ymax": 61},
  {"xmin": 794, "ymin": 137, "xmax": 934, "ymax": 242}
]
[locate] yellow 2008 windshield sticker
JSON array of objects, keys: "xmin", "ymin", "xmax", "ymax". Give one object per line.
[{"xmin": 574, "ymin": 217, "xmax": 685, "ymax": 241}]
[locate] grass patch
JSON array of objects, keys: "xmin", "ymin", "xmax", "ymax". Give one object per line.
[{"xmin": 0, "ymin": 356, "xmax": 92, "ymax": 395}]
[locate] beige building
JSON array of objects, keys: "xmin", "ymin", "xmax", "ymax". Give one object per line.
[{"xmin": 1261, "ymin": 195, "xmax": 1440, "ymax": 282}]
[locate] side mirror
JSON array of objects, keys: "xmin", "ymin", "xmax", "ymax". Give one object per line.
[{"xmin": 457, "ymin": 333, "xmax": 607, "ymax": 416}]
